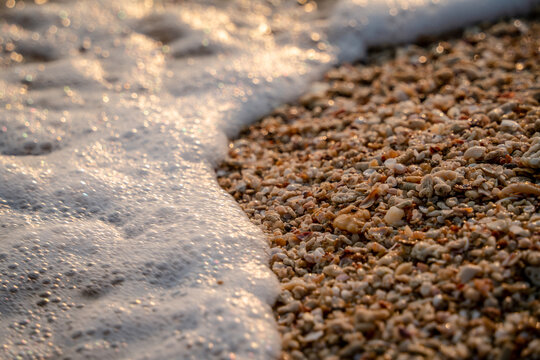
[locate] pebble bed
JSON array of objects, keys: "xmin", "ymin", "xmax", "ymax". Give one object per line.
[{"xmin": 217, "ymin": 18, "xmax": 540, "ymax": 360}]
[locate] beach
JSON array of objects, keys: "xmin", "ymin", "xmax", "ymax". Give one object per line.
[
  {"xmin": 0, "ymin": 0, "xmax": 538, "ymax": 359},
  {"xmin": 218, "ymin": 17, "xmax": 540, "ymax": 359}
]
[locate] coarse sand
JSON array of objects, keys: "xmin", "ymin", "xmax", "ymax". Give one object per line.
[{"xmin": 218, "ymin": 17, "xmax": 540, "ymax": 360}]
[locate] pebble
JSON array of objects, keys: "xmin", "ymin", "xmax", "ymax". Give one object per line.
[
  {"xmin": 500, "ymin": 119, "xmax": 520, "ymax": 132},
  {"xmin": 303, "ymin": 331, "xmax": 324, "ymax": 342},
  {"xmin": 384, "ymin": 206, "xmax": 404, "ymax": 226},
  {"xmin": 509, "ymin": 225, "xmax": 529, "ymax": 237},
  {"xmin": 333, "ymin": 213, "xmax": 365, "ymax": 233},
  {"xmin": 499, "ymin": 182, "xmax": 540, "ymax": 198},
  {"xmin": 463, "ymin": 146, "xmax": 486, "ymax": 160},
  {"xmin": 458, "ymin": 265, "xmax": 481, "ymax": 283},
  {"xmin": 434, "ymin": 67, "xmax": 454, "ymax": 85},
  {"xmin": 395, "ymin": 262, "xmax": 413, "ymax": 276}
]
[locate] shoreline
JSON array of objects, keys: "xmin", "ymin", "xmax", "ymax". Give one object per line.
[{"xmin": 218, "ymin": 17, "xmax": 540, "ymax": 359}]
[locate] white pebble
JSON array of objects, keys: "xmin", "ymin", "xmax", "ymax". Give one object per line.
[
  {"xmin": 458, "ymin": 264, "xmax": 481, "ymax": 283},
  {"xmin": 384, "ymin": 206, "xmax": 404, "ymax": 226},
  {"xmin": 509, "ymin": 224, "xmax": 529, "ymax": 237},
  {"xmin": 500, "ymin": 119, "xmax": 520, "ymax": 132},
  {"xmin": 384, "ymin": 158, "xmax": 397, "ymax": 170},
  {"xmin": 432, "ymin": 294, "xmax": 444, "ymax": 308},
  {"xmin": 463, "ymin": 146, "xmax": 486, "ymax": 160}
]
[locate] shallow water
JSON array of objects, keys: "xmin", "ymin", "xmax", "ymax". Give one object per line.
[{"xmin": 0, "ymin": 0, "xmax": 536, "ymax": 359}]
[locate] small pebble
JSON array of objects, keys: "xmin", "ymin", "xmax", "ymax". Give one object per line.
[
  {"xmin": 458, "ymin": 265, "xmax": 481, "ymax": 283},
  {"xmin": 463, "ymin": 146, "xmax": 486, "ymax": 160},
  {"xmin": 500, "ymin": 119, "xmax": 519, "ymax": 132},
  {"xmin": 384, "ymin": 206, "xmax": 405, "ymax": 226}
]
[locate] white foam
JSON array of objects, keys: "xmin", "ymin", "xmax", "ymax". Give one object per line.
[
  {"xmin": 329, "ymin": 0, "xmax": 539, "ymax": 62},
  {"xmin": 0, "ymin": 0, "xmax": 537, "ymax": 358}
]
